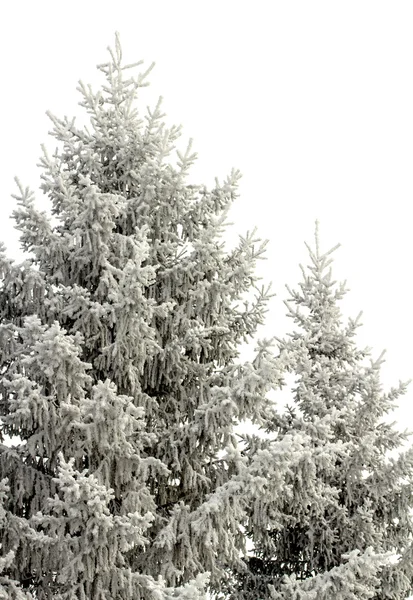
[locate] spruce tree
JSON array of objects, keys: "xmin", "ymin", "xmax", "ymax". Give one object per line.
[
  {"xmin": 0, "ymin": 35, "xmax": 280, "ymax": 599},
  {"xmin": 230, "ymin": 227, "xmax": 413, "ymax": 599}
]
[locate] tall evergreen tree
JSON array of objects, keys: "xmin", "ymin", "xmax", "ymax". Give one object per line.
[
  {"xmin": 0, "ymin": 35, "xmax": 280, "ymax": 599},
  {"xmin": 230, "ymin": 227, "xmax": 413, "ymax": 599}
]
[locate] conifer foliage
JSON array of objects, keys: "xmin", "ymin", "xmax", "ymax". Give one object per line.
[
  {"xmin": 2, "ymin": 33, "xmax": 413, "ymax": 600},
  {"xmin": 231, "ymin": 228, "xmax": 413, "ymax": 599},
  {"xmin": 0, "ymin": 35, "xmax": 279, "ymax": 599}
]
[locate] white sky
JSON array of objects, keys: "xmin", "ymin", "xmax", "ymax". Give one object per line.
[{"xmin": 1, "ymin": 1, "xmax": 413, "ymax": 428}]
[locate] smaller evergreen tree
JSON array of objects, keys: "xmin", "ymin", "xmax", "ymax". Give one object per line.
[{"xmin": 230, "ymin": 226, "xmax": 413, "ymax": 599}]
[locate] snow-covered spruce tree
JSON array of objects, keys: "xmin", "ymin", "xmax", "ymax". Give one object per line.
[
  {"xmin": 228, "ymin": 228, "xmax": 413, "ymax": 599},
  {"xmin": 0, "ymin": 36, "xmax": 281, "ymax": 598}
]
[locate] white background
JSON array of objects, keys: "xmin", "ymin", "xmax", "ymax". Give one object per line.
[{"xmin": 1, "ymin": 1, "xmax": 413, "ymax": 429}]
